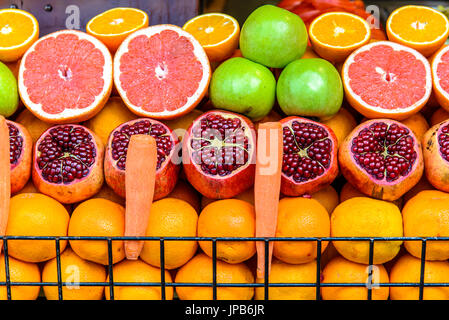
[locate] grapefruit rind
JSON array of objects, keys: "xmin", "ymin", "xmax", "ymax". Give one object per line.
[
  {"xmin": 113, "ymin": 24, "xmax": 211, "ymax": 120},
  {"xmin": 342, "ymin": 41, "xmax": 432, "ymax": 121},
  {"xmin": 18, "ymin": 30, "xmax": 113, "ymax": 124},
  {"xmin": 432, "ymin": 45, "xmax": 449, "ymax": 112}
]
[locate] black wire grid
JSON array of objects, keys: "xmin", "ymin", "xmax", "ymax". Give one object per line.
[{"xmin": 0, "ymin": 236, "xmax": 447, "ymax": 300}]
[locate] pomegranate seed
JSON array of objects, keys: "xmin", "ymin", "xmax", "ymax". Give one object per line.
[{"xmin": 7, "ymin": 123, "xmax": 23, "ymax": 165}]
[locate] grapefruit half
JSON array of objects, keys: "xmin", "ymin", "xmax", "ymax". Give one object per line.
[
  {"xmin": 114, "ymin": 24, "xmax": 211, "ymax": 120},
  {"xmin": 431, "ymin": 45, "xmax": 449, "ymax": 113},
  {"xmin": 342, "ymin": 41, "xmax": 432, "ymax": 121},
  {"xmin": 18, "ymin": 30, "xmax": 113, "ymax": 124}
]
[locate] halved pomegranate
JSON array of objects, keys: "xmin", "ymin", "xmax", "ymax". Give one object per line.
[
  {"xmin": 280, "ymin": 116, "xmax": 339, "ymax": 196},
  {"xmin": 182, "ymin": 110, "xmax": 256, "ymax": 199},
  {"xmin": 423, "ymin": 119, "xmax": 449, "ymax": 192},
  {"xmin": 8, "ymin": 120, "xmax": 32, "ymax": 194},
  {"xmin": 104, "ymin": 118, "xmax": 180, "ymax": 200},
  {"xmin": 32, "ymin": 124, "xmax": 104, "ymax": 204},
  {"xmin": 339, "ymin": 119, "xmax": 423, "ymax": 201}
]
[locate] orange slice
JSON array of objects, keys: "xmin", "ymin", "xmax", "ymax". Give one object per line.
[
  {"xmin": 86, "ymin": 7, "xmax": 149, "ymax": 53},
  {"xmin": 18, "ymin": 30, "xmax": 113, "ymax": 124},
  {"xmin": 309, "ymin": 12, "xmax": 371, "ymax": 63},
  {"xmin": 183, "ymin": 13, "xmax": 240, "ymax": 62},
  {"xmin": 114, "ymin": 24, "xmax": 211, "ymax": 120},
  {"xmin": 387, "ymin": 5, "xmax": 449, "ymax": 57},
  {"xmin": 342, "ymin": 41, "xmax": 432, "ymax": 120},
  {"xmin": 0, "ymin": 9, "xmax": 39, "ymax": 62}
]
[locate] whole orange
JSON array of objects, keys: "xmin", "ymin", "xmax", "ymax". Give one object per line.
[
  {"xmin": 0, "ymin": 254, "xmax": 40, "ymax": 300},
  {"xmin": 105, "ymin": 259, "xmax": 173, "ymax": 300},
  {"xmin": 6, "ymin": 193, "xmax": 70, "ymax": 263},
  {"xmin": 42, "ymin": 248, "xmax": 106, "ymax": 300},
  {"xmin": 321, "ymin": 256, "xmax": 389, "ymax": 300},
  {"xmin": 430, "ymin": 107, "xmax": 449, "ymax": 126},
  {"xmin": 198, "ymin": 199, "xmax": 255, "ymax": 264},
  {"xmin": 140, "ymin": 198, "xmax": 198, "ymax": 269},
  {"xmin": 402, "ymin": 190, "xmax": 449, "ymax": 260},
  {"xmin": 166, "ymin": 180, "xmax": 201, "ymax": 213},
  {"xmin": 273, "ymin": 197, "xmax": 330, "ymax": 264},
  {"xmin": 255, "ymin": 259, "xmax": 318, "ymax": 300},
  {"xmin": 321, "ymin": 107, "xmax": 357, "ymax": 147},
  {"xmin": 15, "ymin": 108, "xmax": 52, "ymax": 143},
  {"xmin": 331, "ymin": 197, "xmax": 403, "ymax": 264},
  {"xmin": 175, "ymin": 253, "xmax": 254, "ymax": 300},
  {"xmin": 400, "ymin": 112, "xmax": 429, "ymax": 142},
  {"xmin": 68, "ymin": 198, "xmax": 125, "ymax": 265},
  {"xmin": 403, "ymin": 176, "xmax": 435, "ymax": 204},
  {"xmin": 310, "ymin": 185, "xmax": 339, "ymax": 214},
  {"xmin": 390, "ymin": 253, "xmax": 449, "ymax": 300}
]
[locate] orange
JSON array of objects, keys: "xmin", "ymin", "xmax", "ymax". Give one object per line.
[
  {"xmin": 0, "ymin": 9, "xmax": 39, "ymax": 62},
  {"xmin": 114, "ymin": 25, "xmax": 211, "ymax": 120},
  {"xmin": 68, "ymin": 198, "xmax": 125, "ymax": 265},
  {"xmin": 140, "ymin": 198, "xmax": 198, "ymax": 269},
  {"xmin": 321, "ymin": 256, "xmax": 389, "ymax": 300},
  {"xmin": 255, "ymin": 259, "xmax": 318, "ymax": 300},
  {"xmin": 431, "ymin": 45, "xmax": 449, "ymax": 113},
  {"xmin": 309, "ymin": 12, "xmax": 371, "ymax": 63},
  {"xmin": 183, "ymin": 13, "xmax": 240, "ymax": 62},
  {"xmin": 175, "ymin": 253, "xmax": 254, "ymax": 300},
  {"xmin": 387, "ymin": 5, "xmax": 449, "ymax": 57},
  {"xmin": 198, "ymin": 199, "xmax": 255, "ymax": 264},
  {"xmin": 163, "ymin": 109, "xmax": 203, "ymax": 141},
  {"xmin": 6, "ymin": 193, "xmax": 69, "ymax": 263},
  {"xmin": 390, "ymin": 253, "xmax": 449, "ymax": 300},
  {"xmin": 0, "ymin": 254, "xmax": 40, "ymax": 300},
  {"xmin": 42, "ymin": 248, "xmax": 106, "ymax": 300},
  {"xmin": 18, "ymin": 30, "xmax": 113, "ymax": 124},
  {"xmin": 301, "ymin": 45, "xmax": 319, "ymax": 59},
  {"xmin": 403, "ymin": 176, "xmax": 435, "ymax": 203},
  {"xmin": 273, "ymin": 197, "xmax": 330, "ymax": 264},
  {"xmin": 340, "ymin": 181, "xmax": 403, "ymax": 209},
  {"xmin": 321, "ymin": 107, "xmax": 357, "ymax": 147},
  {"xmin": 86, "ymin": 7, "xmax": 149, "ymax": 53},
  {"xmin": 201, "ymin": 187, "xmax": 255, "ymax": 210},
  {"xmin": 15, "ymin": 107, "xmax": 52, "ymax": 143},
  {"xmin": 254, "ymin": 110, "xmax": 283, "ymax": 130},
  {"xmin": 310, "ymin": 185, "xmax": 339, "ymax": 214},
  {"xmin": 342, "ymin": 41, "xmax": 432, "ymax": 121},
  {"xmin": 331, "ymin": 197, "xmax": 403, "ymax": 264},
  {"xmin": 165, "ymin": 180, "xmax": 201, "ymax": 213},
  {"xmin": 400, "ymin": 112, "xmax": 429, "ymax": 142},
  {"xmin": 83, "ymin": 96, "xmax": 137, "ymax": 146},
  {"xmin": 105, "ymin": 259, "xmax": 173, "ymax": 300},
  {"xmin": 431, "ymin": 107, "xmax": 449, "ymax": 126},
  {"xmin": 402, "ymin": 190, "xmax": 449, "ymax": 260},
  {"xmin": 89, "ymin": 183, "xmax": 125, "ymax": 207}
]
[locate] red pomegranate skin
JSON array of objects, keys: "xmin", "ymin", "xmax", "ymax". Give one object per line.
[
  {"xmin": 339, "ymin": 119, "xmax": 423, "ymax": 201},
  {"xmin": 32, "ymin": 125, "xmax": 105, "ymax": 204},
  {"xmin": 280, "ymin": 116, "xmax": 339, "ymax": 196},
  {"xmin": 104, "ymin": 118, "xmax": 180, "ymax": 200},
  {"xmin": 8, "ymin": 121, "xmax": 32, "ymax": 194},
  {"xmin": 182, "ymin": 110, "xmax": 256, "ymax": 199},
  {"xmin": 423, "ymin": 119, "xmax": 449, "ymax": 192}
]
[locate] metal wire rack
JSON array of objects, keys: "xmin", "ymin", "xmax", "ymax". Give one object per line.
[{"xmin": 0, "ymin": 236, "xmax": 447, "ymax": 301}]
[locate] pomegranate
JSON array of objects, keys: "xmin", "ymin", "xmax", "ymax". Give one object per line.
[
  {"xmin": 182, "ymin": 110, "xmax": 256, "ymax": 199},
  {"xmin": 339, "ymin": 119, "xmax": 423, "ymax": 201},
  {"xmin": 8, "ymin": 120, "xmax": 32, "ymax": 194},
  {"xmin": 104, "ymin": 118, "xmax": 180, "ymax": 200},
  {"xmin": 280, "ymin": 116, "xmax": 339, "ymax": 196},
  {"xmin": 32, "ymin": 124, "xmax": 104, "ymax": 204},
  {"xmin": 422, "ymin": 119, "xmax": 449, "ymax": 192}
]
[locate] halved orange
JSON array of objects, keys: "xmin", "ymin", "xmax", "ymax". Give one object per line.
[
  {"xmin": 309, "ymin": 12, "xmax": 371, "ymax": 63},
  {"xmin": 183, "ymin": 13, "xmax": 240, "ymax": 62},
  {"xmin": 114, "ymin": 25, "xmax": 211, "ymax": 120},
  {"xmin": 342, "ymin": 41, "xmax": 432, "ymax": 120},
  {"xmin": 0, "ymin": 9, "xmax": 39, "ymax": 62},
  {"xmin": 86, "ymin": 7, "xmax": 149, "ymax": 53},
  {"xmin": 387, "ymin": 5, "xmax": 449, "ymax": 57},
  {"xmin": 18, "ymin": 30, "xmax": 113, "ymax": 124}
]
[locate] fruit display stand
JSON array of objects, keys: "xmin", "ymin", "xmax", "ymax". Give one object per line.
[{"xmin": 3, "ymin": 0, "xmax": 449, "ymax": 303}]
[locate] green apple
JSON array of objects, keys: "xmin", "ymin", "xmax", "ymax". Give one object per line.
[
  {"xmin": 0, "ymin": 62, "xmax": 18, "ymax": 117},
  {"xmin": 277, "ymin": 58, "xmax": 343, "ymax": 119},
  {"xmin": 209, "ymin": 57, "xmax": 276, "ymax": 121},
  {"xmin": 239, "ymin": 5, "xmax": 308, "ymax": 68}
]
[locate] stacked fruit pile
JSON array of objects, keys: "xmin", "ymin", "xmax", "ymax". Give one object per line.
[{"xmin": 1, "ymin": 3, "xmax": 449, "ymax": 300}]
